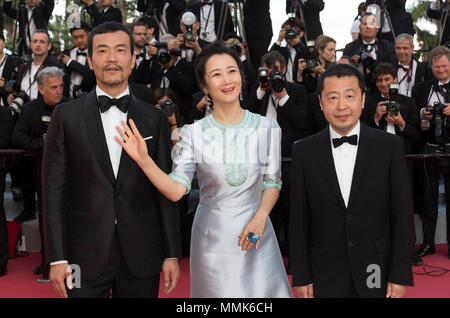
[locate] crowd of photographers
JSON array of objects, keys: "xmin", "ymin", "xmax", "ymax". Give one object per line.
[{"xmin": 1, "ymin": 0, "xmax": 450, "ymax": 278}]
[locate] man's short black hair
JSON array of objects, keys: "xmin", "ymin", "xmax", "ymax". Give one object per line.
[
  {"xmin": 88, "ymin": 22, "xmax": 134, "ymax": 58},
  {"xmin": 70, "ymin": 22, "xmax": 90, "ymax": 35},
  {"xmin": 0, "ymin": 33, "xmax": 5, "ymax": 42},
  {"xmin": 317, "ymin": 64, "xmax": 366, "ymax": 95}
]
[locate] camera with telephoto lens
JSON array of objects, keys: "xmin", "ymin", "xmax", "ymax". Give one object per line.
[
  {"xmin": 160, "ymin": 100, "xmax": 176, "ymax": 117},
  {"xmin": 154, "ymin": 42, "xmax": 181, "ymax": 65},
  {"xmin": 285, "ymin": 27, "xmax": 300, "ymax": 41},
  {"xmin": 384, "ymin": 83, "xmax": 400, "ymax": 116},
  {"xmin": 359, "ymin": 49, "xmax": 375, "ymax": 70},
  {"xmin": 423, "ymin": 102, "xmax": 446, "ymax": 140},
  {"xmin": 3, "ymin": 80, "xmax": 29, "ymax": 114}
]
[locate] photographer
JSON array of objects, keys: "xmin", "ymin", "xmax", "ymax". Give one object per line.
[
  {"xmin": 270, "ymin": 17, "xmax": 308, "ymax": 84},
  {"xmin": 58, "ymin": 23, "xmax": 95, "ymax": 98},
  {"xmin": 153, "ymin": 88, "xmax": 180, "ymax": 144},
  {"xmin": 12, "ymin": 30, "xmax": 64, "ymax": 106},
  {"xmin": 364, "ymin": 63, "xmax": 420, "ymax": 153},
  {"xmin": 82, "ymin": 0, "xmax": 122, "ymax": 27},
  {"xmin": 137, "ymin": 0, "xmax": 186, "ymax": 37},
  {"xmin": 365, "ymin": 0, "xmax": 415, "ymax": 43},
  {"xmin": 0, "ymin": 106, "xmax": 14, "ymax": 277},
  {"xmin": 176, "ymin": 10, "xmax": 208, "ymax": 63},
  {"xmin": 285, "ymin": 0, "xmax": 324, "ymax": 42},
  {"xmin": 343, "ymin": 13, "xmax": 396, "ymax": 93},
  {"xmin": 11, "ymin": 67, "xmax": 68, "ymax": 224},
  {"xmin": 3, "ymin": 0, "xmax": 54, "ymax": 57},
  {"xmin": 249, "ymin": 51, "xmax": 310, "ymax": 263},
  {"xmin": 0, "ymin": 34, "xmax": 20, "ymax": 107},
  {"xmin": 427, "ymin": 0, "xmax": 450, "ymax": 46},
  {"xmin": 149, "ymin": 34, "xmax": 197, "ymax": 125},
  {"xmin": 296, "ymin": 35, "xmax": 336, "ymax": 93},
  {"xmin": 412, "ymin": 46, "xmax": 450, "ymax": 260}
]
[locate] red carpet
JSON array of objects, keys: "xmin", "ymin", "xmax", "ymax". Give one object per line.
[{"xmin": 0, "ymin": 245, "xmax": 449, "ymax": 298}]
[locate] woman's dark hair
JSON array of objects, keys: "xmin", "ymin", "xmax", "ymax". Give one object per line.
[
  {"xmin": 317, "ymin": 64, "xmax": 365, "ymax": 95},
  {"xmin": 88, "ymin": 22, "xmax": 134, "ymax": 58},
  {"xmin": 195, "ymin": 41, "xmax": 246, "ymax": 90}
]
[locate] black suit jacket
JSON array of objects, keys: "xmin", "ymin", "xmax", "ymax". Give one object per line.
[
  {"xmin": 64, "ymin": 49, "xmax": 95, "ymax": 98},
  {"xmin": 12, "ymin": 97, "xmax": 69, "ymax": 150},
  {"xmin": 188, "ymin": 1, "xmax": 234, "ymax": 40},
  {"xmin": 343, "ymin": 38, "xmax": 397, "ymax": 68},
  {"xmin": 138, "ymin": 0, "xmax": 186, "ymax": 36},
  {"xmin": 286, "ymin": 0, "xmax": 324, "ymax": 41},
  {"xmin": 0, "ymin": 107, "xmax": 14, "ymax": 149},
  {"xmin": 85, "ymin": 4, "xmax": 122, "ymax": 27},
  {"xmin": 362, "ymin": 93, "xmax": 421, "ymax": 153},
  {"xmin": 42, "ymin": 91, "xmax": 181, "ymax": 280},
  {"xmin": 244, "ymin": 0, "xmax": 272, "ymax": 41},
  {"xmin": 289, "ymin": 123, "xmax": 414, "ymax": 298},
  {"xmin": 3, "ymin": 0, "xmax": 54, "ymax": 42},
  {"xmin": 0, "ymin": 55, "xmax": 20, "ymax": 105},
  {"xmin": 249, "ymin": 82, "xmax": 311, "ymax": 156},
  {"xmin": 270, "ymin": 42, "xmax": 308, "ymax": 83},
  {"xmin": 307, "ymin": 92, "xmax": 327, "ymax": 134}
]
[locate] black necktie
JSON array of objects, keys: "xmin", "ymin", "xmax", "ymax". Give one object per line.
[
  {"xmin": 98, "ymin": 95, "xmax": 131, "ymax": 113},
  {"xmin": 332, "ymin": 134, "xmax": 358, "ymax": 148},
  {"xmin": 76, "ymin": 51, "xmax": 87, "ymax": 57},
  {"xmin": 398, "ymin": 64, "xmax": 409, "ymax": 71}
]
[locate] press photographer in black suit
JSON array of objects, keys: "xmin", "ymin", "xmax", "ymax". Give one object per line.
[
  {"xmin": 412, "ymin": 46, "xmax": 450, "ymax": 260},
  {"xmin": 0, "ymin": 34, "xmax": 21, "ymax": 107},
  {"xmin": 285, "ymin": 0, "xmax": 324, "ymax": 42},
  {"xmin": 3, "ymin": 0, "xmax": 55, "ymax": 57},
  {"xmin": 82, "ymin": 0, "xmax": 122, "ymax": 27},
  {"xmin": 137, "ymin": 0, "xmax": 186, "ymax": 37},
  {"xmin": 0, "ymin": 106, "xmax": 14, "ymax": 277},
  {"xmin": 427, "ymin": 0, "xmax": 450, "ymax": 46},
  {"xmin": 11, "ymin": 67, "xmax": 68, "ymax": 223}
]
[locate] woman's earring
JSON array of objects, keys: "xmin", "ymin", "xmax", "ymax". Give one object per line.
[{"xmin": 206, "ymin": 93, "xmax": 214, "ymax": 107}]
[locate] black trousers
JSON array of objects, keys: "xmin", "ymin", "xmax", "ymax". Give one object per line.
[
  {"xmin": 68, "ymin": 230, "xmax": 160, "ymax": 298},
  {"xmin": 421, "ymin": 159, "xmax": 450, "ymax": 246},
  {"xmin": 0, "ymin": 169, "xmax": 8, "ymax": 271},
  {"xmin": 17, "ymin": 157, "xmax": 37, "ymax": 213}
]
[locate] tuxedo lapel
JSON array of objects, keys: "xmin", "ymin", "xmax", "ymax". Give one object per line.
[
  {"xmin": 347, "ymin": 124, "xmax": 375, "ymax": 209},
  {"xmin": 83, "ymin": 90, "xmax": 115, "ymax": 185},
  {"xmin": 314, "ymin": 128, "xmax": 347, "ymax": 211}
]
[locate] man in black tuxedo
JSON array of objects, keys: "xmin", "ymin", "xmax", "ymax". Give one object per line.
[
  {"xmin": 187, "ymin": 0, "xmax": 234, "ymax": 43},
  {"xmin": 82, "ymin": 0, "xmax": 122, "ymax": 27},
  {"xmin": 343, "ymin": 13, "xmax": 397, "ymax": 94},
  {"xmin": 290, "ymin": 64, "xmax": 414, "ymax": 298},
  {"xmin": 137, "ymin": 0, "xmax": 186, "ymax": 37},
  {"xmin": 363, "ymin": 63, "xmax": 420, "ymax": 154},
  {"xmin": 244, "ymin": 0, "xmax": 273, "ymax": 71},
  {"xmin": 412, "ymin": 46, "xmax": 450, "ymax": 260},
  {"xmin": 395, "ymin": 33, "xmax": 433, "ymax": 98},
  {"xmin": 0, "ymin": 34, "xmax": 21, "ymax": 107},
  {"xmin": 286, "ymin": 0, "xmax": 324, "ymax": 42},
  {"xmin": 58, "ymin": 24, "xmax": 95, "ymax": 98},
  {"xmin": 43, "ymin": 22, "xmax": 181, "ymax": 298},
  {"xmin": 0, "ymin": 106, "xmax": 14, "ymax": 277},
  {"xmin": 3, "ymin": 0, "xmax": 54, "ymax": 57},
  {"xmin": 249, "ymin": 50, "xmax": 310, "ymax": 265}
]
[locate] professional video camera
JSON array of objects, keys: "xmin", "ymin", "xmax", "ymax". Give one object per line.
[{"xmin": 258, "ymin": 66, "xmax": 286, "ymax": 93}]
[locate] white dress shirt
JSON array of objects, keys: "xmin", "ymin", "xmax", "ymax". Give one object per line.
[
  {"xmin": 330, "ymin": 121, "xmax": 360, "ymax": 208},
  {"xmin": 21, "ymin": 62, "xmax": 41, "ymax": 100},
  {"xmin": 397, "ymin": 60, "xmax": 417, "ymax": 97},
  {"xmin": 256, "ymin": 87, "xmax": 290, "ymax": 121},
  {"xmin": 200, "ymin": 1, "xmax": 217, "ymax": 43},
  {"xmin": 67, "ymin": 47, "xmax": 88, "ymax": 97},
  {"xmin": 97, "ymin": 86, "xmax": 129, "ymax": 179}
]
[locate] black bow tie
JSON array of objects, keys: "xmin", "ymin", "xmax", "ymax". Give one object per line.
[
  {"xmin": 332, "ymin": 134, "xmax": 358, "ymax": 148},
  {"xmin": 76, "ymin": 51, "xmax": 87, "ymax": 57},
  {"xmin": 98, "ymin": 95, "xmax": 131, "ymax": 113},
  {"xmin": 439, "ymin": 83, "xmax": 450, "ymax": 90},
  {"xmin": 398, "ymin": 64, "xmax": 409, "ymax": 71}
]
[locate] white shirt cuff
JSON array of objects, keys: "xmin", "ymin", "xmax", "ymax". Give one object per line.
[
  {"xmin": 256, "ymin": 87, "xmax": 265, "ymax": 100},
  {"xmin": 50, "ymin": 260, "xmax": 69, "ymax": 266},
  {"xmin": 278, "ymin": 95, "xmax": 290, "ymax": 107},
  {"xmin": 66, "ymin": 59, "xmax": 74, "ymax": 67}
]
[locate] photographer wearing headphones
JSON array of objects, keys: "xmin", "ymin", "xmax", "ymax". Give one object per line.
[
  {"xmin": 270, "ymin": 17, "xmax": 308, "ymax": 84},
  {"xmin": 11, "ymin": 67, "xmax": 69, "ymax": 223},
  {"xmin": 3, "ymin": 0, "xmax": 55, "ymax": 57},
  {"xmin": 412, "ymin": 46, "xmax": 450, "ymax": 260}
]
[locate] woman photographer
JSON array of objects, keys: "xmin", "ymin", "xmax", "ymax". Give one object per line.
[{"xmin": 296, "ymin": 35, "xmax": 336, "ymax": 93}]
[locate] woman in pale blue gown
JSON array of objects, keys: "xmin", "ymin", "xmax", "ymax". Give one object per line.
[{"xmin": 115, "ymin": 43, "xmax": 292, "ymax": 298}]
